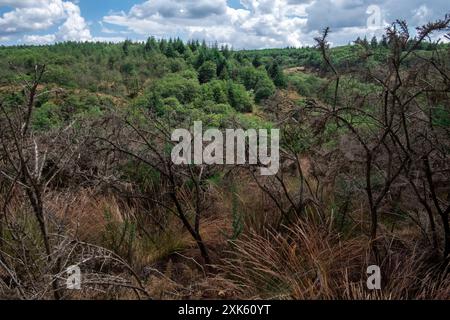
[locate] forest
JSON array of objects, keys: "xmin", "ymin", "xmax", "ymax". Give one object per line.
[{"xmin": 0, "ymin": 16, "xmax": 449, "ymax": 300}]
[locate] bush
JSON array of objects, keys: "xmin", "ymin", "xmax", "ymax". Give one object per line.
[
  {"xmin": 32, "ymin": 102, "xmax": 62, "ymax": 130},
  {"xmin": 199, "ymin": 80, "xmax": 229, "ymax": 105},
  {"xmin": 254, "ymin": 76, "xmax": 276, "ymax": 102},
  {"xmin": 44, "ymin": 65, "xmax": 76, "ymax": 87},
  {"xmin": 287, "ymin": 73, "xmax": 324, "ymax": 97},
  {"xmin": 151, "ymin": 73, "xmax": 200, "ymax": 104},
  {"xmin": 227, "ymin": 81, "xmax": 254, "ymax": 113}
]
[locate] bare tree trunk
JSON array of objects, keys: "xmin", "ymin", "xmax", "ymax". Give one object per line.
[
  {"xmin": 25, "ymin": 187, "xmax": 61, "ymax": 300},
  {"xmin": 169, "ymin": 190, "xmax": 211, "ymax": 266}
]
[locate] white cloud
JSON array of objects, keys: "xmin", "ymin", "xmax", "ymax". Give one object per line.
[
  {"xmin": 101, "ymin": 0, "xmax": 449, "ymax": 48},
  {"xmin": 91, "ymin": 36, "xmax": 126, "ymax": 43},
  {"xmin": 0, "ymin": 0, "xmax": 66, "ymax": 35},
  {"xmin": 103, "ymin": 0, "xmax": 310, "ymax": 49},
  {"xmin": 54, "ymin": 1, "xmax": 91, "ymax": 42},
  {"xmin": 22, "ymin": 34, "xmax": 56, "ymax": 44},
  {"xmin": 0, "ymin": 0, "xmax": 92, "ymax": 44},
  {"xmin": 1, "ymin": 0, "xmax": 449, "ymax": 48}
]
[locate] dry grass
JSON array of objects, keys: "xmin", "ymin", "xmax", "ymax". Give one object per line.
[
  {"xmin": 46, "ymin": 189, "xmax": 123, "ymax": 242},
  {"xmin": 2, "ymin": 180, "xmax": 448, "ymax": 300},
  {"xmin": 219, "ymin": 212, "xmax": 449, "ymax": 300}
]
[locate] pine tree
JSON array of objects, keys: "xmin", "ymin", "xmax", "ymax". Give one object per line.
[
  {"xmin": 371, "ymin": 36, "xmax": 378, "ymax": 49},
  {"xmin": 381, "ymin": 35, "xmax": 388, "ymax": 47},
  {"xmin": 145, "ymin": 36, "xmax": 158, "ymax": 53},
  {"xmin": 268, "ymin": 58, "xmax": 286, "ymax": 88},
  {"xmin": 122, "ymin": 39, "xmax": 131, "ymax": 56},
  {"xmin": 252, "ymin": 55, "xmax": 262, "ymax": 68}
]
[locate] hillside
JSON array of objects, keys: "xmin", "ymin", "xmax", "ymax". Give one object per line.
[{"xmin": 0, "ymin": 23, "xmax": 450, "ymax": 300}]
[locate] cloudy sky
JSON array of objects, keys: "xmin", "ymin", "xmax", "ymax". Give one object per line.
[{"xmin": 0, "ymin": 0, "xmax": 448, "ymax": 48}]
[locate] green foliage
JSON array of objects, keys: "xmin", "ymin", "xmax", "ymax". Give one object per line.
[
  {"xmin": 267, "ymin": 58, "xmax": 287, "ymax": 88},
  {"xmin": 238, "ymin": 65, "xmax": 275, "ymax": 102},
  {"xmin": 287, "ymin": 72, "xmax": 324, "ymax": 97},
  {"xmin": 32, "ymin": 102, "xmax": 62, "ymax": 130},
  {"xmin": 122, "ymin": 40, "xmax": 132, "ymax": 56},
  {"xmin": 339, "ymin": 76, "xmax": 380, "ymax": 97},
  {"xmin": 227, "ymin": 81, "xmax": 254, "ymax": 113},
  {"xmin": 199, "ymin": 80, "xmax": 229, "ymax": 104},
  {"xmin": 198, "ymin": 61, "xmax": 217, "ymax": 84},
  {"xmin": 204, "ymin": 102, "xmax": 235, "ymax": 115},
  {"xmin": 254, "ymin": 73, "xmax": 276, "ymax": 102},
  {"xmin": 239, "ymin": 66, "xmax": 261, "ymax": 90},
  {"xmin": 120, "ymin": 160, "xmax": 161, "ymax": 192},
  {"xmin": 281, "ymin": 123, "xmax": 315, "ymax": 154},
  {"xmin": 236, "ymin": 113, "xmax": 273, "ymax": 130},
  {"xmin": 45, "ymin": 65, "xmax": 76, "ymax": 87},
  {"xmin": 145, "ymin": 36, "xmax": 159, "ymax": 53},
  {"xmin": 433, "ymin": 105, "xmax": 450, "ymax": 129},
  {"xmin": 102, "ymin": 209, "xmax": 137, "ymax": 263},
  {"xmin": 1, "ymin": 92, "xmax": 25, "ymax": 108},
  {"xmin": 150, "ymin": 71, "xmax": 201, "ymax": 104},
  {"xmin": 5, "ymin": 38, "xmax": 428, "ymax": 135}
]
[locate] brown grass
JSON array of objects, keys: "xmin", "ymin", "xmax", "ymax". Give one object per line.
[
  {"xmin": 3, "ymin": 178, "xmax": 448, "ymax": 300},
  {"xmin": 219, "ymin": 212, "xmax": 449, "ymax": 300}
]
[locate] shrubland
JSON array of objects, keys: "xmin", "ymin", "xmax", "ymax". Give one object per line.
[{"xmin": 0, "ymin": 18, "xmax": 449, "ymax": 299}]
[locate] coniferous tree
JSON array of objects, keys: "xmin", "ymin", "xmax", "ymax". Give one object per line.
[{"xmin": 370, "ymin": 36, "xmax": 378, "ymax": 48}]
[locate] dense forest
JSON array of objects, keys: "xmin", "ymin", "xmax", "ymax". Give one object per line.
[{"xmin": 0, "ymin": 17, "xmax": 449, "ymax": 300}]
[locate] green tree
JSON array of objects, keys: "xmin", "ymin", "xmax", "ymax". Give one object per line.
[
  {"xmin": 152, "ymin": 72, "xmax": 200, "ymax": 104},
  {"xmin": 145, "ymin": 36, "xmax": 158, "ymax": 53},
  {"xmin": 122, "ymin": 40, "xmax": 132, "ymax": 56},
  {"xmin": 370, "ymin": 36, "xmax": 378, "ymax": 49},
  {"xmin": 200, "ymin": 80, "xmax": 229, "ymax": 104},
  {"xmin": 255, "ymin": 75, "xmax": 276, "ymax": 102},
  {"xmin": 227, "ymin": 81, "xmax": 253, "ymax": 113},
  {"xmin": 252, "ymin": 55, "xmax": 263, "ymax": 68},
  {"xmin": 198, "ymin": 61, "xmax": 217, "ymax": 84},
  {"xmin": 267, "ymin": 59, "xmax": 286, "ymax": 88}
]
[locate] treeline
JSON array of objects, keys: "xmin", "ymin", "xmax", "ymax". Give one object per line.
[
  {"xmin": 0, "ymin": 38, "xmax": 284, "ymax": 97},
  {"xmin": 0, "ymin": 35, "xmax": 447, "ymax": 132},
  {"xmin": 242, "ymin": 35, "xmax": 448, "ymax": 72},
  {"xmin": 0, "ymin": 38, "xmax": 289, "ymax": 131}
]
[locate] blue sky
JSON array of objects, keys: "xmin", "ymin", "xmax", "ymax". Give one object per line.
[{"xmin": 0, "ymin": 1, "xmax": 448, "ymax": 48}]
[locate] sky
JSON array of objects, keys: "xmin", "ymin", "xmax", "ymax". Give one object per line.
[{"xmin": 0, "ymin": 0, "xmax": 448, "ymax": 49}]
